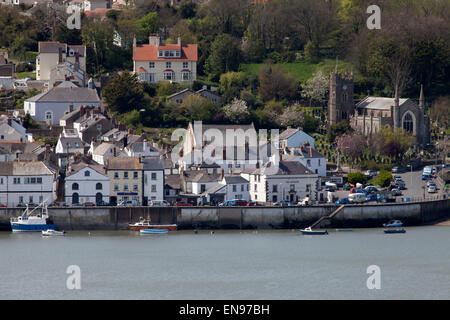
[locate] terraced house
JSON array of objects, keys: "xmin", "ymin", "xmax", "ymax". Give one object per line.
[
  {"xmin": 133, "ymin": 34, "xmax": 197, "ymax": 83},
  {"xmin": 106, "ymin": 157, "xmax": 143, "ymax": 206}
]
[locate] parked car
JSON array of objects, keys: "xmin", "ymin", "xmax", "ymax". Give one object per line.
[
  {"xmin": 422, "ymin": 174, "xmax": 431, "ymax": 181},
  {"xmin": 427, "ymin": 185, "xmax": 437, "ymax": 193},
  {"xmin": 392, "ymin": 166, "xmax": 407, "ymax": 173},
  {"xmin": 343, "ymin": 183, "xmax": 353, "ymax": 191},
  {"xmin": 273, "ymin": 200, "xmax": 295, "ymax": 207},
  {"xmin": 118, "ymin": 200, "xmax": 139, "ymax": 207},
  {"xmin": 335, "ymin": 198, "xmax": 350, "ymax": 205},
  {"xmin": 175, "ymin": 201, "xmax": 193, "ymax": 206},
  {"xmin": 377, "ymin": 192, "xmax": 396, "ymax": 203},
  {"xmin": 391, "ymin": 188, "xmax": 402, "ymax": 196},
  {"xmin": 219, "ymin": 199, "xmax": 249, "ymax": 206},
  {"xmin": 0, "ymin": 203, "xmax": 7, "ymax": 207},
  {"xmin": 83, "ymin": 202, "xmax": 96, "ymax": 207},
  {"xmin": 364, "ymin": 170, "xmax": 377, "ymax": 177},
  {"xmin": 348, "ymin": 193, "xmax": 366, "ymax": 203},
  {"xmin": 427, "ymin": 180, "xmax": 436, "ymax": 187},
  {"xmin": 246, "ymin": 201, "xmax": 263, "ymax": 206},
  {"xmin": 96, "ymin": 201, "xmax": 110, "ymax": 206},
  {"xmin": 148, "ymin": 200, "xmax": 170, "ymax": 206},
  {"xmin": 364, "ymin": 186, "xmax": 379, "ymax": 194},
  {"xmin": 366, "ymin": 194, "xmax": 378, "ymax": 202}
]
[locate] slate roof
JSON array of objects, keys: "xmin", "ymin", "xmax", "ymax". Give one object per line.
[
  {"xmin": 107, "ymin": 157, "xmax": 142, "ymax": 170},
  {"xmin": 142, "ymin": 157, "xmax": 164, "ymax": 171},
  {"xmin": 0, "ymin": 161, "xmax": 54, "ymax": 176},
  {"xmin": 253, "ymin": 160, "xmax": 314, "ymax": 176},
  {"xmin": 279, "ymin": 128, "xmax": 300, "ymax": 140},
  {"xmin": 223, "ymin": 175, "xmax": 249, "ymax": 184},
  {"xmin": 356, "ymin": 97, "xmax": 409, "ymax": 110},
  {"xmin": 25, "ymin": 87, "xmax": 100, "ymax": 103}
]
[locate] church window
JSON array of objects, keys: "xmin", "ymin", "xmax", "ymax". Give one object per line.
[{"xmin": 403, "ymin": 113, "xmax": 413, "ymax": 132}]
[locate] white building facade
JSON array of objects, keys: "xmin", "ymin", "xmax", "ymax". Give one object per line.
[{"xmin": 64, "ymin": 166, "xmax": 110, "ymax": 205}]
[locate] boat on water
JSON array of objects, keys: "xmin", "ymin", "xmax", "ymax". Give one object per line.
[
  {"xmin": 129, "ymin": 217, "xmax": 177, "ymax": 231},
  {"xmin": 140, "ymin": 229, "xmax": 169, "ymax": 235},
  {"xmin": 300, "ymin": 227, "xmax": 328, "ymax": 235},
  {"xmin": 383, "ymin": 220, "xmax": 403, "ymax": 227},
  {"xmin": 10, "ymin": 203, "xmax": 55, "ymax": 232},
  {"xmin": 336, "ymin": 228, "xmax": 353, "ymax": 232},
  {"xmin": 384, "ymin": 229, "xmax": 406, "ymax": 234},
  {"xmin": 42, "ymin": 229, "xmax": 65, "ymax": 236}
]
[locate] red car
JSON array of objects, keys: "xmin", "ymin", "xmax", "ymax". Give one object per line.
[
  {"xmin": 246, "ymin": 201, "xmax": 263, "ymax": 206},
  {"xmin": 0, "ymin": 203, "xmax": 7, "ymax": 207},
  {"xmin": 175, "ymin": 201, "xmax": 193, "ymax": 206},
  {"xmin": 83, "ymin": 202, "xmax": 96, "ymax": 207}
]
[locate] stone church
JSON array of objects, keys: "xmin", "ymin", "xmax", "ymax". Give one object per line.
[{"xmin": 327, "ymin": 71, "xmax": 430, "ymax": 145}]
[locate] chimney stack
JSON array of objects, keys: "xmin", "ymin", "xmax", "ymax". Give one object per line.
[
  {"xmin": 177, "ymin": 36, "xmax": 181, "ymax": 46},
  {"xmin": 143, "ymin": 139, "xmax": 148, "ymax": 152},
  {"xmin": 149, "ymin": 34, "xmax": 160, "ymax": 46}
]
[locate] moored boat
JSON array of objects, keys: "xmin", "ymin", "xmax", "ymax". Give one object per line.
[
  {"xmin": 42, "ymin": 229, "xmax": 65, "ymax": 236},
  {"xmin": 140, "ymin": 229, "xmax": 169, "ymax": 235},
  {"xmin": 300, "ymin": 227, "xmax": 328, "ymax": 235},
  {"xmin": 10, "ymin": 203, "xmax": 55, "ymax": 232},
  {"xmin": 383, "ymin": 220, "xmax": 403, "ymax": 227},
  {"xmin": 129, "ymin": 217, "xmax": 177, "ymax": 231},
  {"xmin": 336, "ymin": 228, "xmax": 353, "ymax": 231},
  {"xmin": 384, "ymin": 229, "xmax": 406, "ymax": 234}
]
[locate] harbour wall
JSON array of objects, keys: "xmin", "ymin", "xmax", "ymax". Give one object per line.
[{"xmin": 0, "ymin": 198, "xmax": 449, "ymax": 230}]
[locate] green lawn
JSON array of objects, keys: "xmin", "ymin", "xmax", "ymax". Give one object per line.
[
  {"xmin": 15, "ymin": 71, "xmax": 36, "ymax": 80},
  {"xmin": 239, "ymin": 59, "xmax": 358, "ymax": 83}
]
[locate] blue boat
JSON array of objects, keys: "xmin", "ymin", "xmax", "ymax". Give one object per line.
[
  {"xmin": 300, "ymin": 227, "xmax": 328, "ymax": 235},
  {"xmin": 140, "ymin": 229, "xmax": 169, "ymax": 235},
  {"xmin": 384, "ymin": 229, "xmax": 406, "ymax": 234},
  {"xmin": 383, "ymin": 220, "xmax": 403, "ymax": 227},
  {"xmin": 10, "ymin": 203, "xmax": 55, "ymax": 232}
]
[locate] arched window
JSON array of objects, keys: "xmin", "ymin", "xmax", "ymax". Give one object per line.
[
  {"xmin": 96, "ymin": 183, "xmax": 102, "ymax": 190},
  {"xmin": 96, "ymin": 192, "xmax": 102, "ymax": 205},
  {"xmin": 85, "ymin": 171, "xmax": 90, "ymax": 177},
  {"xmin": 72, "ymin": 183, "xmax": 79, "ymax": 190},
  {"xmin": 72, "ymin": 193, "xmax": 79, "ymax": 204},
  {"xmin": 403, "ymin": 113, "xmax": 414, "ymax": 132}
]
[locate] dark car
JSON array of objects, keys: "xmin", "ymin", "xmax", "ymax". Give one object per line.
[
  {"xmin": 392, "ymin": 166, "xmax": 407, "ymax": 173},
  {"xmin": 366, "ymin": 194, "xmax": 378, "ymax": 202},
  {"xmin": 335, "ymin": 198, "xmax": 350, "ymax": 205},
  {"xmin": 246, "ymin": 201, "xmax": 263, "ymax": 206},
  {"xmin": 273, "ymin": 200, "xmax": 295, "ymax": 207},
  {"xmin": 96, "ymin": 201, "xmax": 110, "ymax": 206}
]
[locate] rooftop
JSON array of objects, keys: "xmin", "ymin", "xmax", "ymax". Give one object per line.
[{"xmin": 25, "ymin": 87, "xmax": 100, "ymax": 103}]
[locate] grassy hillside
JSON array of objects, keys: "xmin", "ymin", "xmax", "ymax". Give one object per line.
[{"xmin": 239, "ymin": 59, "xmax": 358, "ymax": 83}]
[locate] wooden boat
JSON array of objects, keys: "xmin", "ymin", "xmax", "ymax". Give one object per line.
[
  {"xmin": 140, "ymin": 229, "xmax": 168, "ymax": 235},
  {"xmin": 42, "ymin": 229, "xmax": 65, "ymax": 236},
  {"xmin": 384, "ymin": 229, "xmax": 406, "ymax": 234},
  {"xmin": 129, "ymin": 218, "xmax": 177, "ymax": 231},
  {"xmin": 300, "ymin": 227, "xmax": 328, "ymax": 235}
]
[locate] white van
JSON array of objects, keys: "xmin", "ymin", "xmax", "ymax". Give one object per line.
[
  {"xmin": 148, "ymin": 200, "xmax": 170, "ymax": 207},
  {"xmin": 348, "ymin": 193, "xmax": 366, "ymax": 203}
]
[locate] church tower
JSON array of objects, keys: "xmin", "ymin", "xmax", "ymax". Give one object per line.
[{"xmin": 328, "ymin": 70, "xmax": 354, "ymax": 127}]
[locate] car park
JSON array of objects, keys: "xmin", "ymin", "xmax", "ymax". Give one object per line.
[
  {"xmin": 392, "ymin": 166, "xmax": 407, "ymax": 173},
  {"xmin": 348, "ymin": 193, "xmax": 366, "ymax": 203},
  {"xmin": 391, "ymin": 188, "xmax": 402, "ymax": 196}
]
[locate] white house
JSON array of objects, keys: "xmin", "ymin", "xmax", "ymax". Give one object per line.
[
  {"xmin": 24, "ymin": 86, "xmax": 100, "ymax": 125},
  {"xmin": 0, "ymin": 161, "xmax": 57, "ymax": 207},
  {"xmin": 248, "ymin": 160, "xmax": 320, "ymax": 204},
  {"xmin": 203, "ymin": 175, "xmax": 250, "ymax": 204},
  {"xmin": 124, "ymin": 139, "xmax": 161, "ymax": 158},
  {"xmin": 133, "ymin": 35, "xmax": 197, "ymax": 83},
  {"xmin": 142, "ymin": 157, "xmax": 165, "ymax": 203},
  {"xmin": 279, "ymin": 127, "xmax": 315, "ymax": 149},
  {"xmin": 90, "ymin": 142, "xmax": 125, "ymax": 165},
  {"xmin": 65, "ymin": 165, "xmax": 110, "ymax": 205},
  {"xmin": 282, "ymin": 145, "xmax": 327, "ymax": 177}
]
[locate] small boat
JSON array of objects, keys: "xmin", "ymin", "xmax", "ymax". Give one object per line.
[
  {"xmin": 42, "ymin": 229, "xmax": 65, "ymax": 236},
  {"xmin": 384, "ymin": 229, "xmax": 406, "ymax": 234},
  {"xmin": 140, "ymin": 229, "xmax": 168, "ymax": 235},
  {"xmin": 383, "ymin": 220, "xmax": 403, "ymax": 227},
  {"xmin": 300, "ymin": 227, "xmax": 328, "ymax": 235},
  {"xmin": 336, "ymin": 228, "xmax": 353, "ymax": 232},
  {"xmin": 129, "ymin": 217, "xmax": 177, "ymax": 231},
  {"xmin": 10, "ymin": 203, "xmax": 55, "ymax": 232}
]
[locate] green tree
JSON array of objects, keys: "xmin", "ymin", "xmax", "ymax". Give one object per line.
[
  {"xmin": 205, "ymin": 34, "xmax": 242, "ymax": 81},
  {"xmin": 219, "ymin": 71, "xmax": 246, "ymax": 103},
  {"xmin": 327, "ymin": 121, "xmax": 353, "ymax": 143},
  {"xmin": 376, "ymin": 170, "xmax": 393, "ymax": 188},
  {"xmin": 102, "ymin": 72, "xmax": 145, "ymax": 114},
  {"xmin": 137, "ymin": 12, "xmax": 160, "ymax": 39},
  {"xmin": 347, "ymin": 172, "xmax": 368, "ymax": 184},
  {"xmin": 258, "ymin": 64, "xmax": 298, "ymax": 102}
]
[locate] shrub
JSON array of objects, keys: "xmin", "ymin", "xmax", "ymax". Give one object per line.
[
  {"xmin": 347, "ymin": 172, "xmax": 368, "ymax": 184},
  {"xmin": 376, "ymin": 170, "xmax": 393, "ymax": 188}
]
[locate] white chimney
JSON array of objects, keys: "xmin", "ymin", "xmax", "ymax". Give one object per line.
[{"xmin": 143, "ymin": 139, "xmax": 148, "ymax": 152}]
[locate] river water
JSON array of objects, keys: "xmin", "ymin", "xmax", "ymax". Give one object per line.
[{"xmin": 0, "ymin": 226, "xmax": 449, "ymax": 300}]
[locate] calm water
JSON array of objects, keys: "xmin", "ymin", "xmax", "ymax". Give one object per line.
[{"xmin": 0, "ymin": 226, "xmax": 449, "ymax": 300}]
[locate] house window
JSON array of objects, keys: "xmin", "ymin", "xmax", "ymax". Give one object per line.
[
  {"xmin": 114, "ymin": 184, "xmax": 119, "ymax": 191},
  {"xmin": 151, "ymin": 185, "xmax": 156, "ymax": 192},
  {"xmin": 72, "ymin": 193, "xmax": 79, "ymax": 204},
  {"xmin": 200, "ymin": 184, "xmax": 206, "ymax": 193},
  {"xmin": 114, "ymin": 172, "xmax": 119, "ymax": 179},
  {"xmin": 29, "ymin": 196, "xmax": 33, "ymax": 203},
  {"xmin": 290, "ymin": 184, "xmax": 295, "ymax": 191},
  {"xmin": 181, "ymin": 71, "xmax": 191, "ymax": 81},
  {"xmin": 45, "ymin": 111, "xmax": 52, "ymax": 121},
  {"xmin": 307, "ymin": 160, "xmax": 311, "ymax": 167},
  {"xmin": 164, "ymin": 72, "xmax": 174, "ymax": 80},
  {"xmin": 13, "ymin": 177, "xmax": 21, "ymax": 184},
  {"xmin": 0, "ymin": 135, "xmax": 3, "ymax": 140},
  {"xmin": 85, "ymin": 171, "xmax": 90, "ymax": 177},
  {"xmin": 272, "ymin": 185, "xmax": 277, "ymax": 192},
  {"xmin": 254, "ymin": 184, "xmax": 257, "ymax": 191},
  {"xmin": 151, "ymin": 172, "xmax": 157, "ymax": 180},
  {"xmin": 19, "ymin": 196, "xmax": 23, "ymax": 203},
  {"xmin": 403, "ymin": 113, "xmax": 414, "ymax": 132},
  {"xmin": 149, "ymin": 62, "xmax": 155, "ymax": 68},
  {"xmin": 72, "ymin": 183, "xmax": 79, "ymax": 190},
  {"xmin": 37, "ymin": 177, "xmax": 42, "ymax": 184},
  {"xmin": 166, "ymin": 62, "xmax": 171, "ymax": 69},
  {"xmin": 306, "ymin": 184, "xmax": 311, "ymax": 192},
  {"xmin": 96, "ymin": 183, "xmax": 102, "ymax": 190},
  {"xmin": 133, "ymin": 171, "xmax": 138, "ymax": 179},
  {"xmin": 124, "ymin": 185, "xmax": 128, "ymax": 191},
  {"xmin": 241, "ymin": 185, "xmax": 244, "ymax": 192},
  {"xmin": 233, "ymin": 185, "xmax": 237, "ymax": 192},
  {"xmin": 124, "ymin": 172, "xmax": 128, "ymax": 179},
  {"xmin": 183, "ymin": 62, "xmax": 188, "ymax": 69},
  {"xmin": 133, "ymin": 184, "xmax": 138, "ymax": 191}
]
